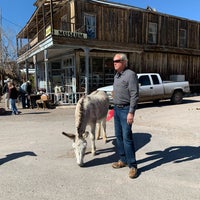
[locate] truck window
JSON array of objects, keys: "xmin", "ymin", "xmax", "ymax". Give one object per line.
[
  {"xmin": 139, "ymin": 75, "xmax": 151, "ymax": 86},
  {"xmin": 151, "ymin": 75, "xmax": 160, "ymax": 84}
]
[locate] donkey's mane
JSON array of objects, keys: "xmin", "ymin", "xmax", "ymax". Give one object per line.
[
  {"xmin": 75, "ymin": 90, "xmax": 109, "ymax": 137},
  {"xmin": 76, "ymin": 96, "xmax": 85, "ymax": 135}
]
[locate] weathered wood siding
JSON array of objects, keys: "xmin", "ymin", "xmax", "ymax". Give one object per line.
[
  {"xmin": 73, "ymin": 0, "xmax": 200, "ymax": 89},
  {"xmin": 33, "ymin": 0, "xmax": 200, "ymax": 90}
]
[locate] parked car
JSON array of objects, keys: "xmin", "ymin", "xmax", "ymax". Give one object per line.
[{"xmin": 97, "ymin": 73, "xmax": 190, "ymax": 106}]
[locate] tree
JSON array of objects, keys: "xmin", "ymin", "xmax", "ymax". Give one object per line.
[{"xmin": 0, "ymin": 26, "xmax": 20, "ymax": 85}]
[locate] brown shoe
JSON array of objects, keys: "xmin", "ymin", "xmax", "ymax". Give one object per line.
[
  {"xmin": 112, "ymin": 160, "xmax": 127, "ymax": 169},
  {"xmin": 129, "ymin": 167, "xmax": 138, "ymax": 179}
]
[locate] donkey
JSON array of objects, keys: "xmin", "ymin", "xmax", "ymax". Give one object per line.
[{"xmin": 62, "ymin": 90, "xmax": 109, "ymax": 166}]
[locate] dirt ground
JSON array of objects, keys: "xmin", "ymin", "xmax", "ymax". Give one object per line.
[{"xmin": 0, "ymin": 96, "xmax": 199, "ymax": 200}]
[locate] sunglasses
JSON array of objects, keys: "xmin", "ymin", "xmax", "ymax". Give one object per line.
[{"xmin": 113, "ymin": 59, "xmax": 123, "ymax": 63}]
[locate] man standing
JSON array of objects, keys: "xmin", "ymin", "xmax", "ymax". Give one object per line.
[{"xmin": 112, "ymin": 53, "xmax": 139, "ymax": 179}]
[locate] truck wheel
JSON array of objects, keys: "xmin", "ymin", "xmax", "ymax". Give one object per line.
[{"xmin": 171, "ymin": 91, "xmax": 183, "ymax": 104}]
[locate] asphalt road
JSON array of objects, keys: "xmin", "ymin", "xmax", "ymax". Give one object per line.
[{"xmin": 0, "ymin": 96, "xmax": 200, "ymax": 200}]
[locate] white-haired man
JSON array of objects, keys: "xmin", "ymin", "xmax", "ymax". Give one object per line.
[{"xmin": 112, "ymin": 53, "xmax": 139, "ymax": 179}]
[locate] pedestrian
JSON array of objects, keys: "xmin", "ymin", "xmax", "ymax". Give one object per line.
[
  {"xmin": 2, "ymin": 78, "xmax": 11, "ymax": 110},
  {"xmin": 112, "ymin": 53, "xmax": 139, "ymax": 179},
  {"xmin": 8, "ymin": 82, "xmax": 19, "ymax": 115},
  {"xmin": 19, "ymin": 80, "xmax": 28, "ymax": 109},
  {"xmin": 26, "ymin": 80, "xmax": 32, "ymax": 108}
]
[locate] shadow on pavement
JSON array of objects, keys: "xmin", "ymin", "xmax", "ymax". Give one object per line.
[
  {"xmin": 138, "ymin": 146, "xmax": 200, "ymax": 173},
  {"xmin": 0, "ymin": 110, "xmax": 13, "ymax": 115},
  {"xmin": 22, "ymin": 111, "xmax": 51, "ymax": 115},
  {"xmin": 134, "ymin": 133, "xmax": 152, "ymax": 152},
  {"xmin": 0, "ymin": 110, "xmax": 50, "ymax": 115},
  {"xmin": 83, "ymin": 132, "xmax": 152, "ymax": 167},
  {"xmin": 0, "ymin": 151, "xmax": 37, "ymax": 165}
]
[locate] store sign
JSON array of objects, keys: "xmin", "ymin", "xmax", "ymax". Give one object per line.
[
  {"xmin": 54, "ymin": 29, "xmax": 87, "ymax": 39},
  {"xmin": 46, "ymin": 26, "xmax": 52, "ymax": 36}
]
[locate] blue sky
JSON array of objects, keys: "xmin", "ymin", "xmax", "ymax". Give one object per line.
[
  {"xmin": 0, "ymin": 0, "xmax": 200, "ymax": 34},
  {"xmin": 0, "ymin": 0, "xmax": 35, "ymax": 34}
]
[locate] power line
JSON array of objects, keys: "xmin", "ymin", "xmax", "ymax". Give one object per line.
[
  {"xmin": 2, "ymin": 16, "xmax": 22, "ymax": 29},
  {"xmin": 0, "ymin": 11, "xmax": 17, "ymax": 60},
  {"xmin": 0, "ymin": 9, "xmax": 3, "ymax": 65}
]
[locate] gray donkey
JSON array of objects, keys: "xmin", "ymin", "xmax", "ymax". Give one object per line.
[{"xmin": 62, "ymin": 90, "xmax": 109, "ymax": 166}]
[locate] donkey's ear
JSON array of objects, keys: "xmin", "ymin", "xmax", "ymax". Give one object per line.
[
  {"xmin": 82, "ymin": 131, "xmax": 89, "ymax": 138},
  {"xmin": 62, "ymin": 132, "xmax": 75, "ymax": 141}
]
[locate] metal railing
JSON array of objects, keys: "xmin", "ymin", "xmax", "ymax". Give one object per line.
[
  {"xmin": 17, "ymin": 22, "xmax": 87, "ymax": 56},
  {"xmin": 48, "ymin": 92, "xmax": 86, "ymax": 105}
]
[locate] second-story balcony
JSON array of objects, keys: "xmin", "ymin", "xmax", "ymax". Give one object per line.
[{"xmin": 17, "ymin": 22, "xmax": 88, "ymax": 57}]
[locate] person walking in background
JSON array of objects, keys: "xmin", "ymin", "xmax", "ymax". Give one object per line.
[
  {"xmin": 8, "ymin": 82, "xmax": 19, "ymax": 115},
  {"xmin": 2, "ymin": 78, "xmax": 11, "ymax": 110},
  {"xmin": 19, "ymin": 79, "xmax": 28, "ymax": 109},
  {"xmin": 112, "ymin": 53, "xmax": 139, "ymax": 179},
  {"xmin": 26, "ymin": 80, "xmax": 32, "ymax": 108}
]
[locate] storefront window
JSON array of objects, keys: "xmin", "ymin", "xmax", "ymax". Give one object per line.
[
  {"xmin": 104, "ymin": 58, "xmax": 114, "ymax": 85},
  {"xmin": 80, "ymin": 56, "xmax": 114, "ymax": 92},
  {"xmin": 63, "ymin": 57, "xmax": 75, "ymax": 93},
  {"xmin": 92, "ymin": 58, "xmax": 103, "ymax": 89},
  {"xmin": 51, "ymin": 62, "xmax": 62, "ymax": 91}
]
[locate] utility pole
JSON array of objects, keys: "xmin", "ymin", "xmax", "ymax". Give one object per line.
[
  {"xmin": 0, "ymin": 8, "xmax": 2, "ymax": 67},
  {"xmin": 0, "ymin": 8, "xmax": 3, "ymax": 86}
]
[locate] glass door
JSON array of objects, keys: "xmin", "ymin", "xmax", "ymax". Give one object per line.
[{"xmin": 63, "ymin": 57, "xmax": 76, "ymax": 93}]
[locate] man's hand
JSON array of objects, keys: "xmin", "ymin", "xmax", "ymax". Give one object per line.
[{"xmin": 127, "ymin": 112, "xmax": 134, "ymax": 124}]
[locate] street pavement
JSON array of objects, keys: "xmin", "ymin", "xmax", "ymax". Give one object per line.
[{"xmin": 0, "ymin": 97, "xmax": 199, "ymax": 200}]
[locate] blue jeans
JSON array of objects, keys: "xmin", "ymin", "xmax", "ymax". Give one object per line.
[
  {"xmin": 21, "ymin": 93, "xmax": 26, "ymax": 108},
  {"xmin": 114, "ymin": 105, "xmax": 137, "ymax": 168},
  {"xmin": 10, "ymin": 99, "xmax": 18, "ymax": 114}
]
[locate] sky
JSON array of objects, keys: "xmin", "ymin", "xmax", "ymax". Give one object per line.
[{"xmin": 1, "ymin": 0, "xmax": 200, "ymax": 35}]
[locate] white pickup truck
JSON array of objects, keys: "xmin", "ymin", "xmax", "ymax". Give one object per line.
[{"xmin": 97, "ymin": 73, "xmax": 190, "ymax": 105}]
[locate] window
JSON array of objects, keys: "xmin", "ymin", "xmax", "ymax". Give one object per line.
[
  {"xmin": 151, "ymin": 75, "xmax": 160, "ymax": 85},
  {"xmin": 179, "ymin": 29, "xmax": 187, "ymax": 48},
  {"xmin": 61, "ymin": 15, "xmax": 69, "ymax": 31},
  {"xmin": 51, "ymin": 62, "xmax": 61, "ymax": 70},
  {"xmin": 61, "ymin": 15, "xmax": 75, "ymax": 32},
  {"xmin": 148, "ymin": 22, "xmax": 157, "ymax": 44},
  {"xmin": 139, "ymin": 75, "xmax": 151, "ymax": 86},
  {"xmin": 84, "ymin": 14, "xmax": 96, "ymax": 39}
]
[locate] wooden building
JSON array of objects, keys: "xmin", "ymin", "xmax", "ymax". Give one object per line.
[{"xmin": 16, "ymin": 0, "xmax": 200, "ymax": 103}]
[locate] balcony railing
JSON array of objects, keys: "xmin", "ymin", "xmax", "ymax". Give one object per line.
[{"xmin": 17, "ymin": 22, "xmax": 87, "ymax": 57}]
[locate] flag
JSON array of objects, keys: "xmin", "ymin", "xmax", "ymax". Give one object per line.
[{"xmin": 106, "ymin": 109, "xmax": 114, "ymax": 121}]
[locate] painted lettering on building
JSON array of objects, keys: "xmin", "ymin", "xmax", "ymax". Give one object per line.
[{"xmin": 54, "ymin": 29, "xmax": 87, "ymax": 39}]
